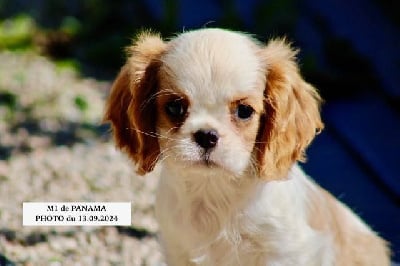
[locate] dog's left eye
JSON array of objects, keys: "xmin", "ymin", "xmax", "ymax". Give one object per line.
[
  {"xmin": 235, "ymin": 104, "xmax": 255, "ymax": 120},
  {"xmin": 165, "ymin": 98, "xmax": 187, "ymax": 119}
]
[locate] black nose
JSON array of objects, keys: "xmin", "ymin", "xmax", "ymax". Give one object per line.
[{"xmin": 193, "ymin": 129, "xmax": 219, "ymax": 150}]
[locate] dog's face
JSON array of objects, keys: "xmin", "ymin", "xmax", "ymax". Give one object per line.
[
  {"xmin": 156, "ymin": 31, "xmax": 264, "ymax": 176},
  {"xmin": 104, "ymin": 29, "xmax": 323, "ymax": 180}
]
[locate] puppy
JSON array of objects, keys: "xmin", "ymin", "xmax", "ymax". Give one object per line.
[{"xmin": 104, "ymin": 28, "xmax": 390, "ymax": 265}]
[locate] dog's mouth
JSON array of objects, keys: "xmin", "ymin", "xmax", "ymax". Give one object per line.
[
  {"xmin": 202, "ymin": 158, "xmax": 218, "ymax": 168},
  {"xmin": 202, "ymin": 150, "xmax": 219, "ymax": 166},
  {"xmin": 189, "ymin": 151, "xmax": 219, "ymax": 168},
  {"xmin": 190, "ymin": 160, "xmax": 219, "ymax": 170}
]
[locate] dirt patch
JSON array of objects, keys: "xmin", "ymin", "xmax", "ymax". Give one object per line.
[{"xmin": 0, "ymin": 52, "xmax": 164, "ymax": 265}]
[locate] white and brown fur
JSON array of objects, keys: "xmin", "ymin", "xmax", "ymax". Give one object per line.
[{"xmin": 104, "ymin": 28, "xmax": 390, "ymax": 265}]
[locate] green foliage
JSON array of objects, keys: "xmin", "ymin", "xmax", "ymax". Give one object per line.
[
  {"xmin": 0, "ymin": 14, "xmax": 35, "ymax": 50},
  {"xmin": 0, "ymin": 91, "xmax": 17, "ymax": 110},
  {"xmin": 0, "ymin": 90, "xmax": 19, "ymax": 122},
  {"xmin": 60, "ymin": 16, "xmax": 82, "ymax": 37},
  {"xmin": 74, "ymin": 95, "xmax": 88, "ymax": 112},
  {"xmin": 55, "ymin": 59, "xmax": 81, "ymax": 73}
]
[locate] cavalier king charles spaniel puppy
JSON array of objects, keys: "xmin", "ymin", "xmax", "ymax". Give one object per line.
[{"xmin": 104, "ymin": 28, "xmax": 390, "ymax": 265}]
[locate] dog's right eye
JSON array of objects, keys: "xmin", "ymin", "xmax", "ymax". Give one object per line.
[
  {"xmin": 165, "ymin": 98, "xmax": 187, "ymax": 119},
  {"xmin": 235, "ymin": 103, "xmax": 254, "ymax": 120}
]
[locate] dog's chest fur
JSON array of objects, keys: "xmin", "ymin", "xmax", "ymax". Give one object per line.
[{"xmin": 155, "ymin": 165, "xmax": 335, "ymax": 266}]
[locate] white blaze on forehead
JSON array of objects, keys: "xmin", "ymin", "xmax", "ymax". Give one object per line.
[{"xmin": 161, "ymin": 29, "xmax": 264, "ymax": 105}]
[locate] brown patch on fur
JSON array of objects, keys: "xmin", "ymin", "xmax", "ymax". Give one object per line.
[
  {"xmin": 308, "ymin": 188, "xmax": 391, "ymax": 265},
  {"xmin": 256, "ymin": 39, "xmax": 324, "ymax": 180},
  {"xmin": 155, "ymin": 77, "xmax": 190, "ymax": 131},
  {"xmin": 229, "ymin": 98, "xmax": 262, "ymax": 154},
  {"xmin": 103, "ymin": 32, "xmax": 167, "ymax": 175}
]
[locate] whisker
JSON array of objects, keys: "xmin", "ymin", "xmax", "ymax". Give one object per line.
[
  {"xmin": 157, "ymin": 148, "xmax": 173, "ymax": 164},
  {"xmin": 126, "ymin": 127, "xmax": 180, "ymax": 141},
  {"xmin": 140, "ymin": 90, "xmax": 184, "ymax": 111},
  {"xmin": 165, "ymin": 126, "xmax": 180, "ymax": 135}
]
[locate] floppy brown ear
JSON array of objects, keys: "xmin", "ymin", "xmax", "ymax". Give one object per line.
[
  {"xmin": 256, "ymin": 39, "xmax": 324, "ymax": 181},
  {"xmin": 104, "ymin": 32, "xmax": 166, "ymax": 175}
]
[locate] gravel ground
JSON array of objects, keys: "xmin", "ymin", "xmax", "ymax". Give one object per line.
[{"xmin": 0, "ymin": 51, "xmax": 164, "ymax": 265}]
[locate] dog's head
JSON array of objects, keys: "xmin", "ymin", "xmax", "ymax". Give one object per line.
[{"xmin": 104, "ymin": 28, "xmax": 323, "ymax": 180}]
